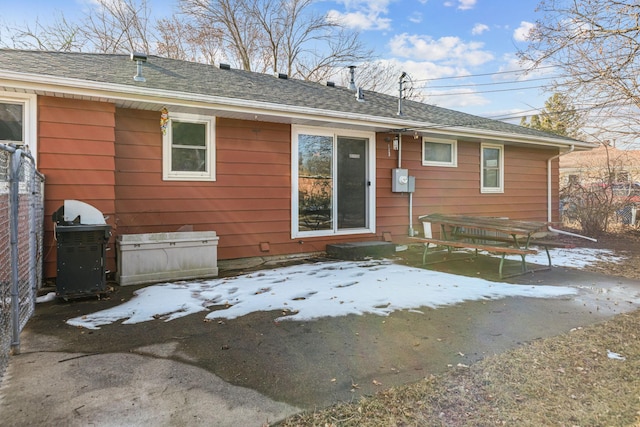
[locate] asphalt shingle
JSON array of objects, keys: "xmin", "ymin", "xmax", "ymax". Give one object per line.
[{"xmin": 0, "ymin": 49, "xmax": 580, "ymax": 143}]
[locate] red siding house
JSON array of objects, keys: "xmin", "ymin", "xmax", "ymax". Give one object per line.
[{"xmin": 0, "ymin": 50, "xmax": 596, "ymax": 280}]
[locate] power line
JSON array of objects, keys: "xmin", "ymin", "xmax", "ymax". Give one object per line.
[
  {"xmin": 424, "ymin": 84, "xmax": 545, "ymax": 97},
  {"xmin": 409, "ymin": 64, "xmax": 558, "ymax": 83},
  {"xmin": 423, "ymin": 75, "xmax": 558, "ymax": 89},
  {"xmin": 486, "ymin": 101, "xmax": 638, "ymax": 122},
  {"xmin": 409, "ymin": 51, "xmax": 635, "ymax": 84}
]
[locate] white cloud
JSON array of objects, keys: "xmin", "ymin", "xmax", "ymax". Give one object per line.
[
  {"xmin": 327, "ymin": 9, "xmax": 391, "ymax": 30},
  {"xmin": 514, "ymin": 21, "xmax": 535, "ymax": 42},
  {"xmin": 495, "ymin": 53, "xmax": 556, "ymax": 81},
  {"xmin": 327, "ymin": 0, "xmax": 395, "ymax": 31},
  {"xmin": 457, "ymin": 0, "xmax": 477, "ymax": 10},
  {"xmin": 426, "ymin": 88, "xmax": 491, "ymax": 109},
  {"xmin": 389, "ymin": 33, "xmax": 494, "ymax": 67},
  {"xmin": 408, "ymin": 12, "xmax": 423, "ymax": 24},
  {"xmin": 444, "ymin": 0, "xmax": 476, "ymax": 9},
  {"xmin": 395, "ymin": 59, "xmax": 463, "ymax": 80},
  {"xmin": 472, "ymin": 23, "xmax": 489, "ymax": 35}
]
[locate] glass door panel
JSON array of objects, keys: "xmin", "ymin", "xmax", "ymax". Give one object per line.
[
  {"xmin": 298, "ymin": 134, "xmax": 333, "ymax": 232},
  {"xmin": 337, "ymin": 137, "xmax": 367, "ymax": 229}
]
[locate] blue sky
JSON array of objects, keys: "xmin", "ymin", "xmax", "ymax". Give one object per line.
[{"xmin": 1, "ymin": 0, "xmax": 549, "ymax": 121}]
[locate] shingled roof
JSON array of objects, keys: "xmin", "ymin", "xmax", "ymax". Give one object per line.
[{"xmin": 0, "ymin": 49, "xmax": 591, "ymax": 148}]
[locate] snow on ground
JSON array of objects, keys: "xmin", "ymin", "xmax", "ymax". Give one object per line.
[
  {"xmin": 65, "ymin": 246, "xmax": 622, "ymax": 330},
  {"xmin": 504, "ymin": 246, "xmax": 621, "ymax": 269}
]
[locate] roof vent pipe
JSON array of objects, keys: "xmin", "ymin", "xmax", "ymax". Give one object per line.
[
  {"xmin": 397, "ymin": 71, "xmax": 407, "ymax": 115},
  {"xmin": 131, "ymin": 52, "xmax": 148, "ymax": 82},
  {"xmin": 348, "ymin": 65, "xmax": 357, "ymax": 91}
]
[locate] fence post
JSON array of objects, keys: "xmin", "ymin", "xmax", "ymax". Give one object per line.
[{"xmin": 9, "ymin": 148, "xmax": 21, "ymax": 355}]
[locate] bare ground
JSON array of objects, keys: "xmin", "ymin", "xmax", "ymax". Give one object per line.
[{"xmin": 277, "ymin": 228, "xmax": 640, "ymax": 426}]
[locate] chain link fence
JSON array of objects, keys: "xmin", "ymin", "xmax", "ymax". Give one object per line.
[
  {"xmin": 0, "ymin": 144, "xmax": 44, "ymax": 382},
  {"xmin": 616, "ymin": 205, "xmax": 639, "ymax": 226}
]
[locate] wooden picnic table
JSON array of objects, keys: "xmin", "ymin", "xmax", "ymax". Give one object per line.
[
  {"xmin": 416, "ymin": 213, "xmax": 557, "ymax": 278},
  {"xmin": 419, "ymin": 213, "xmax": 549, "ymax": 239}
]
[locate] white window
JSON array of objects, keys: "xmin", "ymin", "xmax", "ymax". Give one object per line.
[
  {"xmin": 163, "ymin": 113, "xmax": 215, "ymax": 181},
  {"xmin": 292, "ymin": 126, "xmax": 375, "ymax": 238},
  {"xmin": 422, "ymin": 138, "xmax": 457, "ymax": 167},
  {"xmin": 481, "ymin": 143, "xmax": 504, "ymax": 193},
  {"xmin": 0, "ymin": 92, "xmax": 37, "ymax": 156}
]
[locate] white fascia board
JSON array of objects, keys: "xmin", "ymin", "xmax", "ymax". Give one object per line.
[{"xmin": 1, "ymin": 69, "xmax": 595, "ymax": 150}]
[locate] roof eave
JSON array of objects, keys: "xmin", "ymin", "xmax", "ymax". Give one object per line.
[{"xmin": 0, "ymin": 69, "xmax": 595, "ymax": 149}]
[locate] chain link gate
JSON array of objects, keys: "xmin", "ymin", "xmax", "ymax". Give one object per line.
[{"xmin": 0, "ymin": 144, "xmax": 44, "ymax": 382}]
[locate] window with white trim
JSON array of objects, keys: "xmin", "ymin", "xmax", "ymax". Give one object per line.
[
  {"xmin": 422, "ymin": 138, "xmax": 457, "ymax": 167},
  {"xmin": 162, "ymin": 113, "xmax": 215, "ymax": 181},
  {"xmin": 0, "ymin": 93, "xmax": 37, "ymax": 155},
  {"xmin": 481, "ymin": 143, "xmax": 504, "ymax": 193}
]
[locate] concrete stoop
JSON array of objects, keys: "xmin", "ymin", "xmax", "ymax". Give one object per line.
[{"xmin": 326, "ymin": 241, "xmax": 397, "ymax": 260}]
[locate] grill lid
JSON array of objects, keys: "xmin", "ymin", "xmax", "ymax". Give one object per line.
[{"xmin": 52, "ymin": 200, "xmax": 107, "ymax": 225}]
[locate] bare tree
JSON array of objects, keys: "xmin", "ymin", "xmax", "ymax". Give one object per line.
[
  {"xmin": 520, "ymin": 0, "xmax": 640, "ymax": 147},
  {"xmin": 335, "ymin": 61, "xmax": 425, "ymax": 101},
  {"xmin": 0, "ymin": 1, "xmax": 152, "ymax": 54},
  {"xmin": 179, "ymin": 0, "xmax": 371, "ymax": 80},
  {"xmin": 180, "ymin": 0, "xmax": 261, "ymax": 71},
  {"xmin": 155, "ymin": 15, "xmax": 222, "ymax": 64},
  {"xmin": 3, "ymin": 0, "xmax": 374, "ymax": 86},
  {"xmin": 1, "ymin": 14, "xmax": 84, "ymax": 51},
  {"xmin": 81, "ymin": 0, "xmax": 153, "ymax": 54}
]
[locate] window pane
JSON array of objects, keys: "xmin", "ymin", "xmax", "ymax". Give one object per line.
[
  {"xmin": 483, "ymin": 169, "xmax": 498, "ymax": 187},
  {"xmin": 482, "ymin": 147, "xmax": 500, "ymax": 189},
  {"xmin": 424, "ymin": 141, "xmax": 452, "ymax": 162},
  {"xmin": 173, "ymin": 122, "xmax": 206, "ymax": 147},
  {"xmin": 483, "ymin": 147, "xmax": 499, "ymax": 167},
  {"xmin": 172, "ymin": 147, "xmax": 206, "ymax": 171},
  {"xmin": 171, "ymin": 121, "xmax": 207, "ymax": 172},
  {"xmin": 298, "ymin": 134, "xmax": 333, "ymax": 231},
  {"xmin": 0, "ymin": 103, "xmax": 23, "ymax": 142}
]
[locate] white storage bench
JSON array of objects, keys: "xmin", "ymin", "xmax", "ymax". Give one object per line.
[{"xmin": 116, "ymin": 231, "xmax": 219, "ymax": 286}]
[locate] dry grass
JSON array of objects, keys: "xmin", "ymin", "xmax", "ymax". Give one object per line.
[{"xmin": 277, "ymin": 230, "xmax": 640, "ymax": 427}]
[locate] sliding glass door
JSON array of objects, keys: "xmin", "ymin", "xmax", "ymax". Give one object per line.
[{"xmin": 293, "ymin": 127, "xmax": 374, "ymax": 237}]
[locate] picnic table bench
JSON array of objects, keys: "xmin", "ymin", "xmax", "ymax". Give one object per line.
[{"xmin": 414, "ymin": 214, "xmax": 573, "ymax": 278}]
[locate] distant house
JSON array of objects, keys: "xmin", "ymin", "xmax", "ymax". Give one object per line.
[
  {"xmin": 559, "ymin": 144, "xmax": 640, "ymax": 188},
  {"xmin": 0, "ymin": 49, "xmax": 596, "ymax": 280},
  {"xmin": 559, "ymin": 144, "xmax": 640, "ymax": 224}
]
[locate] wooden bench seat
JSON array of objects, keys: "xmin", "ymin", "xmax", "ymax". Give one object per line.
[
  {"xmin": 416, "ymin": 238, "xmax": 537, "ymax": 255},
  {"xmin": 446, "ymin": 233, "xmax": 576, "ymax": 250},
  {"xmin": 528, "ymin": 240, "xmax": 576, "ymax": 249},
  {"xmin": 411, "ymin": 237, "xmax": 545, "ymax": 279}
]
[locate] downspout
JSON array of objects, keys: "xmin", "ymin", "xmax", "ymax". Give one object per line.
[
  {"xmin": 397, "ymin": 132, "xmax": 417, "ymax": 236},
  {"xmin": 547, "ymin": 145, "xmax": 574, "ymax": 223},
  {"xmin": 397, "ymin": 132, "xmax": 402, "ymax": 169},
  {"xmin": 545, "ymin": 145, "xmax": 597, "ymax": 242}
]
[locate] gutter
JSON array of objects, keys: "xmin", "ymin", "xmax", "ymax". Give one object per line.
[{"xmin": 547, "ymin": 145, "xmax": 574, "ymax": 223}]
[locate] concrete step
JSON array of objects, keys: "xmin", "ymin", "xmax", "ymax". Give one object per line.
[{"xmin": 326, "ymin": 241, "xmax": 397, "ymax": 260}]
